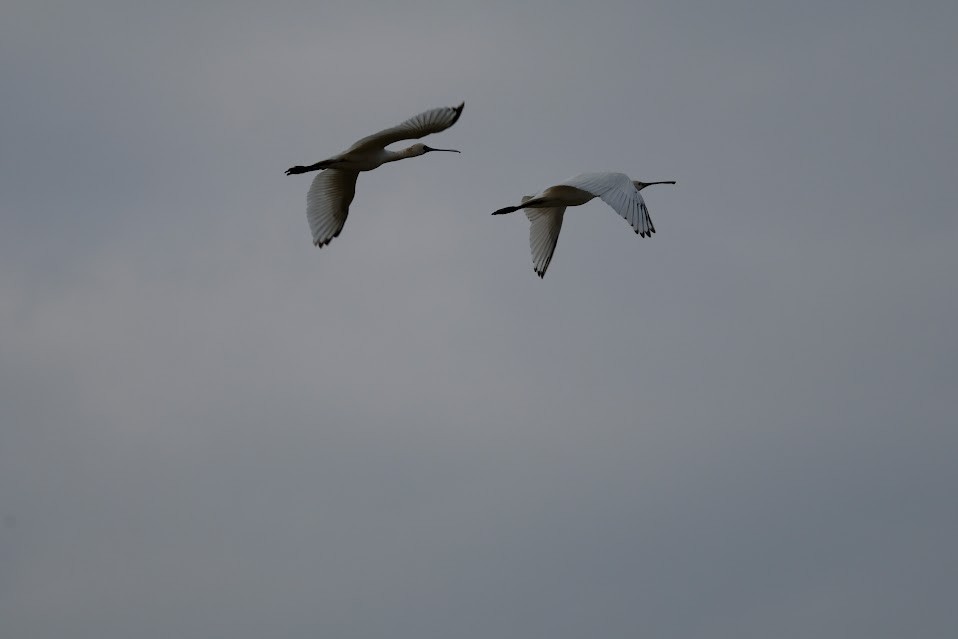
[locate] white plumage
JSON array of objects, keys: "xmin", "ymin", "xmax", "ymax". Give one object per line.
[
  {"xmin": 286, "ymin": 102, "xmax": 464, "ymax": 248},
  {"xmin": 305, "ymin": 170, "xmax": 358, "ymax": 248},
  {"xmin": 493, "ymin": 172, "xmax": 675, "ymax": 277}
]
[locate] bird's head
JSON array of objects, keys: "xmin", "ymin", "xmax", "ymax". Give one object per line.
[
  {"xmin": 633, "ymin": 180, "xmax": 677, "ymax": 191},
  {"xmin": 407, "ymin": 142, "xmax": 461, "ymax": 157}
]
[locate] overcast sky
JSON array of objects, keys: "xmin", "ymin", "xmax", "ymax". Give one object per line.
[{"xmin": 2, "ymin": 1, "xmax": 957, "ymax": 637}]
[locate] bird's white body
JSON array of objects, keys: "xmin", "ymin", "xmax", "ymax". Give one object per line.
[
  {"xmin": 318, "ymin": 144, "xmax": 439, "ymax": 172},
  {"xmin": 323, "ymin": 147, "xmax": 393, "ymax": 172},
  {"xmin": 493, "ymin": 172, "xmax": 675, "ymax": 278},
  {"xmin": 286, "ymin": 102, "xmax": 464, "ymax": 247}
]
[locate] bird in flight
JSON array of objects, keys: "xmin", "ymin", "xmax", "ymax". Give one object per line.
[
  {"xmin": 286, "ymin": 102, "xmax": 464, "ymax": 247},
  {"xmin": 493, "ymin": 172, "xmax": 675, "ymax": 278}
]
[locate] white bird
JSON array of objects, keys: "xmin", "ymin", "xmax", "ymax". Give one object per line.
[
  {"xmin": 492, "ymin": 172, "xmax": 675, "ymax": 278},
  {"xmin": 286, "ymin": 102, "xmax": 464, "ymax": 247}
]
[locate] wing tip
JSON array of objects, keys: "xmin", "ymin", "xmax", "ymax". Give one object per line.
[
  {"xmin": 312, "ymin": 226, "xmax": 344, "ymax": 248},
  {"xmin": 450, "ymin": 101, "xmax": 465, "ymax": 126}
]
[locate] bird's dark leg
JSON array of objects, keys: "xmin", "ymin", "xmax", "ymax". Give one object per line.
[
  {"xmin": 493, "ymin": 196, "xmax": 545, "ymax": 215},
  {"xmin": 285, "ymin": 160, "xmax": 335, "ymax": 175}
]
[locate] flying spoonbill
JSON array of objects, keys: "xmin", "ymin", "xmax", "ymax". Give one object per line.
[
  {"xmin": 286, "ymin": 102, "xmax": 464, "ymax": 247},
  {"xmin": 492, "ymin": 172, "xmax": 675, "ymax": 278}
]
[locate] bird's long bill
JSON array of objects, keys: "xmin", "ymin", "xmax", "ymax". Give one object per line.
[
  {"xmin": 646, "ymin": 181, "xmax": 676, "ymax": 186},
  {"xmin": 424, "ymin": 146, "xmax": 460, "ymax": 153}
]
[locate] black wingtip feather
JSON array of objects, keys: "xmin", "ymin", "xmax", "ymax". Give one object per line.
[{"xmin": 449, "ymin": 101, "xmax": 465, "ymax": 127}]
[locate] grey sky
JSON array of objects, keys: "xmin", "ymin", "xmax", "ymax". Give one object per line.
[{"xmin": 2, "ymin": 1, "xmax": 956, "ymax": 637}]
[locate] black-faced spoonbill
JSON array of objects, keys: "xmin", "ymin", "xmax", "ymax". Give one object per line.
[
  {"xmin": 493, "ymin": 172, "xmax": 675, "ymax": 278},
  {"xmin": 286, "ymin": 102, "xmax": 464, "ymax": 247}
]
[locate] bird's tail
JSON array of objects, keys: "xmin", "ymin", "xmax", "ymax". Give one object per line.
[{"xmin": 492, "ymin": 195, "xmax": 535, "ymax": 216}]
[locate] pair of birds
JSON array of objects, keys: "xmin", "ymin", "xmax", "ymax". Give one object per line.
[{"xmin": 286, "ymin": 101, "xmax": 675, "ymax": 278}]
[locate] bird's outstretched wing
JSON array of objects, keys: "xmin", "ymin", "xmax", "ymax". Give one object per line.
[
  {"xmin": 561, "ymin": 172, "xmax": 655, "ymax": 237},
  {"xmin": 306, "ymin": 169, "xmax": 359, "ymax": 247},
  {"xmin": 525, "ymin": 205, "xmax": 566, "ymax": 278},
  {"xmin": 347, "ymin": 102, "xmax": 464, "ymax": 152}
]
